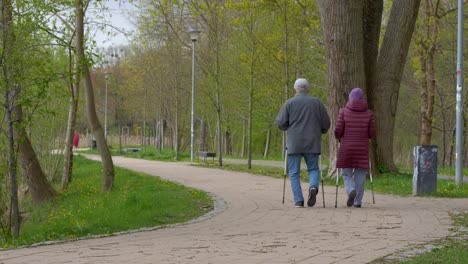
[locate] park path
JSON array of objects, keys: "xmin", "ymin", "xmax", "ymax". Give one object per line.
[{"xmin": 1, "ymin": 155, "xmax": 467, "ymax": 264}]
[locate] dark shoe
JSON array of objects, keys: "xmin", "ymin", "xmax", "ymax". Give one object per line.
[
  {"xmin": 307, "ymin": 187, "xmax": 317, "ymax": 207},
  {"xmin": 347, "ymin": 190, "xmax": 356, "ymax": 207},
  {"xmin": 294, "ymin": 201, "xmax": 304, "ymax": 208},
  {"xmin": 353, "ymin": 204, "xmax": 361, "ymax": 208}
]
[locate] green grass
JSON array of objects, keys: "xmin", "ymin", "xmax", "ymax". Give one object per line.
[
  {"xmin": 94, "ymin": 147, "xmax": 465, "ymax": 197},
  {"xmin": 371, "ymin": 211, "xmax": 468, "ymax": 264},
  {"xmin": 1, "ymin": 155, "xmax": 212, "ymax": 248},
  {"xmin": 399, "ymin": 166, "xmax": 468, "ymax": 177},
  {"xmin": 196, "ymin": 163, "xmax": 467, "ymax": 198}
]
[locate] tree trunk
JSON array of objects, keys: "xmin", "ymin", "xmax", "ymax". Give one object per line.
[
  {"xmin": 76, "ymin": 0, "xmax": 114, "ymax": 191},
  {"xmin": 449, "ymin": 126, "xmax": 455, "ymax": 167},
  {"xmin": 417, "ymin": 0, "xmax": 439, "ymax": 146},
  {"xmin": 5, "ymin": 96, "xmax": 19, "ymax": 239},
  {"xmin": 282, "ymin": 1, "xmax": 291, "ymax": 160},
  {"xmin": 363, "ymin": 0, "xmax": 383, "ymax": 175},
  {"xmin": 317, "ymin": 0, "xmax": 367, "ymax": 178},
  {"xmin": 215, "ymin": 33, "xmax": 223, "ymax": 167},
  {"xmin": 199, "ymin": 117, "xmax": 206, "ymax": 151},
  {"xmin": 61, "ymin": 99, "xmax": 77, "ymax": 189},
  {"xmin": 225, "ymin": 129, "xmax": 232, "ymax": 155},
  {"xmin": 174, "ymin": 100, "xmax": 179, "ymax": 160},
  {"xmin": 14, "ymin": 105, "xmax": 57, "ymax": 203},
  {"xmin": 1, "ymin": 0, "xmax": 20, "ymax": 239},
  {"xmin": 247, "ymin": 46, "xmax": 255, "ymax": 169},
  {"xmin": 161, "ymin": 119, "xmax": 165, "ymax": 149},
  {"xmin": 62, "ymin": 47, "xmax": 80, "ymax": 189},
  {"xmin": 370, "ymin": 0, "xmax": 421, "ymax": 172},
  {"xmin": 437, "ymin": 86, "xmax": 448, "ymax": 167},
  {"xmin": 318, "ymin": 0, "xmax": 420, "ymax": 174}
]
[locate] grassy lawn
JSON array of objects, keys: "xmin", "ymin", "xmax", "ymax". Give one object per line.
[
  {"xmin": 400, "ymin": 166, "xmax": 468, "ymax": 177},
  {"xmin": 0, "ymin": 155, "xmax": 212, "ymax": 248},
  {"xmin": 202, "ymin": 163, "xmax": 467, "ymax": 198},
  {"xmin": 371, "ymin": 211, "xmax": 468, "ymax": 264}
]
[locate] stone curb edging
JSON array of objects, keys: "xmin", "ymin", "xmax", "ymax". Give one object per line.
[{"xmin": 0, "ymin": 193, "xmax": 226, "ymax": 251}]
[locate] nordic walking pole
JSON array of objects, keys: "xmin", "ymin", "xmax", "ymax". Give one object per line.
[
  {"xmin": 282, "ymin": 148, "xmax": 288, "ymax": 204},
  {"xmin": 335, "ymin": 167, "xmax": 339, "ymax": 208},
  {"xmin": 335, "ymin": 144, "xmax": 340, "ymax": 208},
  {"xmin": 320, "ymin": 155, "xmax": 325, "ymax": 208},
  {"xmin": 369, "ymin": 158, "xmax": 375, "ymax": 204}
]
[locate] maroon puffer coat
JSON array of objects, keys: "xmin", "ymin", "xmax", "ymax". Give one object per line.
[{"xmin": 335, "ymin": 100, "xmax": 376, "ymax": 169}]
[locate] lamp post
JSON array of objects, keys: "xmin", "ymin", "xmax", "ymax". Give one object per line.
[
  {"xmin": 104, "ymin": 72, "xmax": 110, "ymax": 140},
  {"xmin": 455, "ymin": 0, "xmax": 464, "ymax": 185},
  {"xmin": 189, "ymin": 27, "xmax": 200, "ymax": 162}
]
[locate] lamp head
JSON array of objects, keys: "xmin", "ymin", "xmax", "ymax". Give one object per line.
[{"xmin": 188, "ymin": 28, "xmax": 201, "ymax": 42}]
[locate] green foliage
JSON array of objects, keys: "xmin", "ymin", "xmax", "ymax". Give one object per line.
[
  {"xmin": 0, "ymin": 155, "xmax": 212, "ymax": 248},
  {"xmin": 377, "ymin": 162, "xmax": 391, "ymax": 174},
  {"xmin": 437, "ymin": 166, "xmax": 468, "ymax": 177}
]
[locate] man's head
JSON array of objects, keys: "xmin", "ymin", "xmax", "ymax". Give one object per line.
[
  {"xmin": 349, "ymin": 87, "xmax": 364, "ymax": 101},
  {"xmin": 293, "ymin": 78, "xmax": 310, "ymax": 93}
]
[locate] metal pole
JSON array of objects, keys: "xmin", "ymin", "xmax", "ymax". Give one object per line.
[
  {"xmin": 282, "ymin": 147, "xmax": 288, "ymax": 204},
  {"xmin": 104, "ymin": 76, "xmax": 108, "ymax": 139},
  {"xmin": 455, "ymin": 0, "xmax": 464, "ymax": 185},
  {"xmin": 190, "ymin": 39, "xmax": 196, "ymax": 161}
]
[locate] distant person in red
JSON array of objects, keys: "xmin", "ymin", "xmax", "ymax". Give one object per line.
[{"xmin": 73, "ymin": 132, "xmax": 80, "ymax": 151}]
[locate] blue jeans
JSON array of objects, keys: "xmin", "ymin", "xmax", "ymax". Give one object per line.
[
  {"xmin": 288, "ymin": 153, "xmax": 319, "ymax": 203},
  {"xmin": 342, "ymin": 168, "xmax": 367, "ymax": 206}
]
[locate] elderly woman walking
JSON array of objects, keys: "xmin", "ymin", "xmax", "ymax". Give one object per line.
[{"xmin": 335, "ymin": 88, "xmax": 376, "ymax": 208}]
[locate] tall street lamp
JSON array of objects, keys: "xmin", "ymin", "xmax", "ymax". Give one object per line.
[
  {"xmin": 189, "ymin": 27, "xmax": 200, "ymax": 162},
  {"xmin": 455, "ymin": 0, "xmax": 464, "ymax": 184},
  {"xmin": 104, "ymin": 72, "xmax": 111, "ymax": 139}
]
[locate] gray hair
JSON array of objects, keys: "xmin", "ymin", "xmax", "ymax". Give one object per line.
[{"xmin": 293, "ymin": 78, "xmax": 310, "ymax": 92}]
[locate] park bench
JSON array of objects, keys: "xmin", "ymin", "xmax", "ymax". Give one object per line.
[
  {"xmin": 197, "ymin": 151, "xmax": 216, "ymax": 163},
  {"xmin": 124, "ymin": 148, "xmax": 140, "ymax": 153}
]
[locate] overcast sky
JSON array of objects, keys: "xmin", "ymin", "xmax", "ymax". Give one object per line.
[{"xmin": 90, "ymin": 0, "xmax": 136, "ymax": 47}]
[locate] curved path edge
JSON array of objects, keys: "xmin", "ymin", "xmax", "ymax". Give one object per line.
[{"xmin": 1, "ymin": 155, "xmax": 466, "ymax": 264}]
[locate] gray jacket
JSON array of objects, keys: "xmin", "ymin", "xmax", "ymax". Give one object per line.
[{"xmin": 275, "ymin": 92, "xmax": 330, "ymax": 154}]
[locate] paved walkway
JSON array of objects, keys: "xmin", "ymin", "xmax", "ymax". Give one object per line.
[{"xmin": 1, "ymin": 155, "xmax": 467, "ymax": 264}]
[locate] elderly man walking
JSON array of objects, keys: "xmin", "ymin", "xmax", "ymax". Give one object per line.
[{"xmin": 276, "ymin": 78, "xmax": 330, "ymax": 207}]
